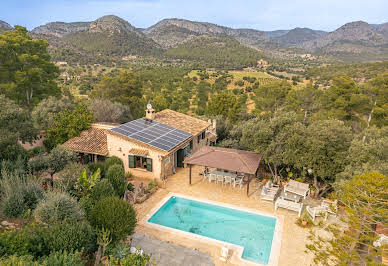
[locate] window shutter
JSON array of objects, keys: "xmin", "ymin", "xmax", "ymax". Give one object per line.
[
  {"xmin": 146, "ymin": 158, "xmax": 152, "ymax": 172},
  {"xmin": 128, "ymin": 155, "xmax": 135, "ymax": 168}
]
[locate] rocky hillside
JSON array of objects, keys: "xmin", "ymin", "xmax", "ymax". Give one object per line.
[
  {"xmin": 0, "ymin": 20, "xmax": 12, "ymax": 33},
  {"xmin": 272, "ymin": 27, "xmax": 327, "ymax": 47},
  {"xmin": 31, "ymin": 15, "xmax": 162, "ymax": 60},
  {"xmin": 143, "ymin": 18, "xmax": 269, "ymax": 48},
  {"xmin": 298, "ymin": 21, "xmax": 388, "ymax": 59}
]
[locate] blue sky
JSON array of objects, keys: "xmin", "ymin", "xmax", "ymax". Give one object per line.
[{"xmin": 1, "ymin": 0, "xmax": 387, "ymax": 31}]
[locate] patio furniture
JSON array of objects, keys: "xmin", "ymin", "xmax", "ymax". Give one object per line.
[
  {"xmin": 261, "ymin": 181, "xmax": 281, "ymax": 202},
  {"xmin": 322, "ymin": 199, "xmax": 338, "ymax": 216},
  {"xmin": 224, "ymin": 176, "xmax": 232, "ymax": 186},
  {"xmin": 234, "ymin": 177, "xmax": 243, "ymax": 189},
  {"xmin": 130, "ymin": 247, "xmax": 144, "ymax": 256},
  {"xmin": 306, "ymin": 205, "xmax": 328, "ymax": 221},
  {"xmin": 284, "ymin": 180, "xmax": 310, "ymax": 199},
  {"xmin": 275, "ymin": 198, "xmax": 303, "ymax": 217},
  {"xmin": 279, "ymin": 191, "xmax": 302, "ymax": 203},
  {"xmin": 209, "ymin": 174, "xmax": 216, "ymax": 183},
  {"xmin": 216, "ymin": 175, "xmax": 224, "ymax": 184},
  {"xmin": 219, "ymin": 246, "xmax": 229, "ymax": 262}
]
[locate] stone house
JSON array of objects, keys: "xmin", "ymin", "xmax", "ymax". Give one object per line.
[{"xmin": 63, "ymin": 109, "xmax": 217, "ymax": 182}]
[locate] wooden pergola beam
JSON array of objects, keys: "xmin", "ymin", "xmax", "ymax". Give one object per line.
[{"xmin": 189, "ymin": 164, "xmax": 192, "ymax": 185}]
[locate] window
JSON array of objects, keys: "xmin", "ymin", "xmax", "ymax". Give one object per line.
[
  {"xmin": 189, "ymin": 140, "xmax": 193, "ymax": 150},
  {"xmin": 128, "ymin": 155, "xmax": 152, "ymax": 172},
  {"xmin": 201, "ymin": 131, "xmax": 206, "ymax": 139},
  {"xmin": 197, "ymin": 135, "xmax": 201, "ymax": 143}
]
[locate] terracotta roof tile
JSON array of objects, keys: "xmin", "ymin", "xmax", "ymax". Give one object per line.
[
  {"xmin": 63, "ymin": 128, "xmax": 108, "ymax": 156},
  {"xmin": 184, "ymin": 146, "xmax": 262, "ymax": 175},
  {"xmin": 129, "ymin": 148, "xmax": 149, "ymax": 156},
  {"xmin": 154, "ymin": 109, "xmax": 211, "ymax": 136}
]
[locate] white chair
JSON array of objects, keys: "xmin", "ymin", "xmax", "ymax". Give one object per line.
[
  {"xmin": 216, "ymin": 175, "xmax": 224, "ymax": 185},
  {"xmin": 306, "ymin": 205, "xmax": 328, "ymax": 221},
  {"xmin": 209, "ymin": 174, "xmax": 216, "ymax": 183},
  {"xmin": 224, "ymin": 176, "xmax": 232, "ymax": 186},
  {"xmin": 234, "ymin": 178, "xmax": 243, "ymax": 189},
  {"xmin": 219, "ymin": 246, "xmax": 229, "ymax": 262},
  {"xmin": 322, "ymin": 199, "xmax": 338, "ymax": 216}
]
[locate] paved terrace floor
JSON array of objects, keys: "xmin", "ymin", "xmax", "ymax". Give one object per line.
[
  {"xmin": 133, "ymin": 165, "xmax": 316, "ymax": 266},
  {"xmin": 132, "ymin": 233, "xmax": 214, "ymax": 266}
]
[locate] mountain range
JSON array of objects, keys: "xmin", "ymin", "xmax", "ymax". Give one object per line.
[{"xmin": 2, "ymin": 15, "xmax": 388, "ymax": 63}]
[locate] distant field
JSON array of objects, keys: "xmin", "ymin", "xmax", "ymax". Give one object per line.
[{"xmin": 228, "ymin": 70, "xmax": 274, "ymax": 79}]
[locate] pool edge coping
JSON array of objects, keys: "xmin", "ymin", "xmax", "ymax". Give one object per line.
[{"xmin": 140, "ymin": 192, "xmax": 284, "ymax": 266}]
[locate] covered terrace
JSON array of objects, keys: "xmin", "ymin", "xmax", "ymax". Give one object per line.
[{"xmin": 183, "ymin": 146, "xmax": 264, "ymax": 196}]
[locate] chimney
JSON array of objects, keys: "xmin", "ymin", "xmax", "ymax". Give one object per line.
[{"xmin": 146, "ymin": 108, "xmax": 155, "ymax": 120}]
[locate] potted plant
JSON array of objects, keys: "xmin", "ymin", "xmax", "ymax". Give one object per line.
[
  {"xmin": 296, "ymin": 211, "xmax": 313, "ymax": 228},
  {"xmin": 310, "ymin": 186, "xmax": 316, "ymax": 197}
]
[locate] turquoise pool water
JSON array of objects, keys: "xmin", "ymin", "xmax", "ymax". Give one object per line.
[{"xmin": 148, "ymin": 196, "xmax": 276, "ymax": 264}]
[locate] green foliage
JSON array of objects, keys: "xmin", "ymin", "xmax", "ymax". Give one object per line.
[
  {"xmin": 33, "ymin": 191, "xmax": 84, "ymax": 224},
  {"xmin": 0, "ymin": 26, "xmax": 60, "ymax": 106},
  {"xmin": 92, "ymin": 70, "xmax": 144, "ymax": 118},
  {"xmin": 47, "ymin": 103, "xmax": 94, "ymax": 145},
  {"xmin": 104, "ymin": 156, "xmax": 124, "ymax": 172},
  {"xmin": 339, "ymin": 126, "xmax": 388, "ymax": 180},
  {"xmin": 307, "ymin": 172, "xmax": 388, "ymax": 265},
  {"xmin": 148, "ymin": 180, "xmax": 156, "ymax": 190},
  {"xmin": 45, "ymin": 146, "xmax": 78, "ymax": 177},
  {"xmin": 90, "ymin": 197, "xmax": 136, "ymax": 242},
  {"xmin": 127, "ymin": 183, "xmax": 134, "ymax": 192},
  {"xmin": 106, "ymin": 164, "xmax": 126, "ymax": 197},
  {"xmin": 75, "ymin": 168, "xmax": 101, "ymax": 197},
  {"xmin": 45, "ymin": 220, "xmax": 96, "ymax": 254},
  {"xmin": 206, "ymin": 92, "xmax": 241, "ymax": 121},
  {"xmin": 39, "ymin": 250, "xmax": 85, "ymax": 266},
  {"xmin": 0, "ymin": 171, "xmax": 44, "ymax": 218},
  {"xmin": 55, "ymin": 162, "xmax": 86, "ymax": 193},
  {"xmin": 0, "ymin": 95, "xmax": 35, "ymax": 161},
  {"xmin": 32, "ymin": 96, "xmax": 75, "ymax": 130},
  {"xmin": 165, "ymin": 36, "xmax": 262, "ymax": 69},
  {"xmin": 253, "ymin": 80, "xmax": 292, "ymax": 113},
  {"xmin": 90, "ymin": 179, "xmax": 116, "ymax": 202},
  {"xmin": 108, "ymin": 252, "xmax": 151, "ymax": 266},
  {"xmin": 88, "ymin": 162, "xmax": 106, "ymax": 178}
]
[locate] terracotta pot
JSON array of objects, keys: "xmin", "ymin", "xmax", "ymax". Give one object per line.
[
  {"xmin": 310, "ymin": 190, "xmax": 316, "ymax": 197},
  {"xmin": 301, "ymin": 220, "xmax": 307, "ymax": 226}
]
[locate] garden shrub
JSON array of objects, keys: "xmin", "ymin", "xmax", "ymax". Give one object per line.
[
  {"xmin": 0, "ymin": 172, "xmax": 44, "ymax": 218},
  {"xmin": 90, "ymin": 179, "xmax": 116, "ymax": 202},
  {"xmin": 0, "ymin": 223, "xmax": 50, "ymax": 258},
  {"xmin": 88, "ymin": 162, "xmax": 106, "ymax": 178},
  {"xmin": 127, "ymin": 183, "xmax": 134, "ymax": 192},
  {"xmin": 56, "ymin": 162, "xmax": 86, "ymax": 193},
  {"xmin": 108, "ymin": 252, "xmax": 151, "ymax": 266},
  {"xmin": 34, "ymin": 191, "xmax": 84, "ymax": 224},
  {"xmin": 90, "ymin": 197, "xmax": 136, "ymax": 242},
  {"xmin": 106, "ymin": 165, "xmax": 126, "ymax": 197},
  {"xmin": 39, "ymin": 250, "xmax": 85, "ymax": 266},
  {"xmin": 148, "ymin": 181, "xmax": 156, "ymax": 190},
  {"xmin": 104, "ymin": 156, "xmax": 124, "ymax": 172},
  {"xmin": 45, "ymin": 220, "xmax": 97, "ymax": 253}
]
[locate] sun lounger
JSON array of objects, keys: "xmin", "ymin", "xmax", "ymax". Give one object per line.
[
  {"xmin": 275, "ymin": 198, "xmax": 303, "ymax": 217},
  {"xmin": 284, "ymin": 180, "xmax": 310, "ymax": 199}
]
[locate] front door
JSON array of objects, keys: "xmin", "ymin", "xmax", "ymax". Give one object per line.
[{"xmin": 177, "ymin": 149, "xmax": 184, "ymax": 168}]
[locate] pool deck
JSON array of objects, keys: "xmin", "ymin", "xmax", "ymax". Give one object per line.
[{"xmin": 134, "ymin": 166, "xmax": 315, "ymax": 266}]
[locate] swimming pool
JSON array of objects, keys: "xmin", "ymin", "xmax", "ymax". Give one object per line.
[{"xmin": 148, "ymin": 195, "xmax": 277, "ymax": 265}]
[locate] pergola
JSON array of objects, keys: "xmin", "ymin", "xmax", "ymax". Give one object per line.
[{"xmin": 183, "ymin": 146, "xmax": 263, "ymax": 196}]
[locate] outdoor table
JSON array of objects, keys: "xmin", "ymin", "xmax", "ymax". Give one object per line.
[
  {"xmin": 210, "ymin": 170, "xmax": 238, "ymax": 181},
  {"xmin": 279, "ymin": 191, "xmax": 302, "ymax": 203}
]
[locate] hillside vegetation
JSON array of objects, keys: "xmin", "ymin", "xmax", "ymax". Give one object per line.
[{"xmin": 165, "ymin": 36, "xmax": 262, "ymax": 69}]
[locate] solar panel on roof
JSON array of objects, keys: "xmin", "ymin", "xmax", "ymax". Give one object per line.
[{"xmin": 110, "ymin": 118, "xmax": 192, "ymax": 151}]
